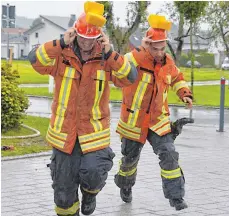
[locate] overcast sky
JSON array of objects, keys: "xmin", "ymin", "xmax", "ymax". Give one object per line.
[{"xmin": 2, "ymin": 0, "xmax": 167, "ymax": 26}]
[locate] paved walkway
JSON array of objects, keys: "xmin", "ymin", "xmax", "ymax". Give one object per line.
[{"xmin": 2, "ymin": 121, "xmax": 229, "ymax": 216}]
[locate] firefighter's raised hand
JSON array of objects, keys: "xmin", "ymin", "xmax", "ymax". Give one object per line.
[
  {"xmin": 97, "ymin": 29, "xmax": 111, "ymax": 54},
  {"xmin": 183, "ymin": 97, "xmax": 193, "ymax": 109},
  {"xmin": 141, "ymin": 34, "xmax": 153, "ymax": 49},
  {"xmin": 64, "ymin": 28, "xmax": 77, "ymax": 45}
]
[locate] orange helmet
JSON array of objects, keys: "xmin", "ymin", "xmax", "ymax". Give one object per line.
[
  {"xmin": 146, "ymin": 28, "xmax": 168, "ymax": 42},
  {"xmin": 146, "ymin": 14, "xmax": 171, "ymax": 43},
  {"xmin": 74, "ymin": 13, "xmax": 101, "ymax": 39}
]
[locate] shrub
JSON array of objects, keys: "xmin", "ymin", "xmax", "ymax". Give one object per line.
[{"xmin": 1, "ymin": 63, "xmax": 29, "ymax": 132}]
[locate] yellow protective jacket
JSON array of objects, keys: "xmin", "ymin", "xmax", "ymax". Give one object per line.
[
  {"xmin": 116, "ymin": 46, "xmax": 192, "ymax": 144},
  {"xmin": 29, "ymin": 39, "xmax": 134, "ymax": 154}
]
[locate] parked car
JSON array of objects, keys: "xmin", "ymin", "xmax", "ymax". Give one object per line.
[
  {"xmin": 221, "ymin": 57, "xmax": 229, "ymax": 70},
  {"xmin": 186, "ymin": 60, "xmax": 201, "ymax": 68}
]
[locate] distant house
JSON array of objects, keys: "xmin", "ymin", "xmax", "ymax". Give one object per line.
[
  {"xmin": 1, "ymin": 14, "xmax": 76, "ymax": 59},
  {"xmin": 24, "ymin": 14, "xmax": 76, "ymax": 52},
  {"xmin": 1, "ymin": 28, "xmax": 28, "ymax": 59}
]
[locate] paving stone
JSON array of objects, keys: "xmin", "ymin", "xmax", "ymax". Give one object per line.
[{"xmin": 2, "ymin": 124, "xmax": 229, "ymax": 216}]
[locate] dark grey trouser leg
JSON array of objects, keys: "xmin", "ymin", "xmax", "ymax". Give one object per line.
[
  {"xmin": 114, "ymin": 137, "xmax": 143, "ymax": 189},
  {"xmin": 79, "ymin": 147, "xmax": 115, "ymax": 194},
  {"xmin": 147, "ymin": 130, "xmax": 185, "ymax": 199},
  {"xmin": 49, "ymin": 141, "xmax": 82, "ymax": 215}
]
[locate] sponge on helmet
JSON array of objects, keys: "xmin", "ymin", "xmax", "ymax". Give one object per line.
[
  {"xmin": 84, "ymin": 1, "xmax": 106, "ymax": 27},
  {"xmin": 86, "ymin": 12, "xmax": 106, "ymax": 27},
  {"xmin": 84, "ymin": 1, "xmax": 104, "ymax": 16},
  {"xmin": 148, "ymin": 14, "xmax": 172, "ymax": 31}
]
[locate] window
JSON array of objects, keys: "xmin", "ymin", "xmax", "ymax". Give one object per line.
[
  {"xmin": 35, "ymin": 32, "xmax": 38, "ymax": 38},
  {"xmin": 60, "ymin": 34, "xmax": 64, "ymax": 39}
]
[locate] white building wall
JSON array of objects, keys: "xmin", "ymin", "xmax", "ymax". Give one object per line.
[
  {"xmin": 1, "ymin": 43, "xmax": 26, "ymax": 59},
  {"xmin": 1, "ymin": 45, "xmax": 8, "ymax": 58},
  {"xmin": 27, "ymin": 20, "xmax": 65, "ymax": 52}
]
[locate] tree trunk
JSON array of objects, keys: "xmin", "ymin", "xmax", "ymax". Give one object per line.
[
  {"xmin": 219, "ymin": 22, "xmax": 229, "ymax": 57},
  {"xmin": 175, "ymin": 13, "xmax": 184, "ymax": 66}
]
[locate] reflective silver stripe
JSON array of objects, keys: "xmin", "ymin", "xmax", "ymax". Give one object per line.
[
  {"xmin": 125, "ymin": 52, "xmax": 138, "ymax": 67},
  {"xmin": 127, "ymin": 73, "xmax": 151, "ymax": 126},
  {"xmin": 161, "ymin": 168, "xmax": 181, "ymax": 179},
  {"xmin": 46, "ymin": 132, "xmax": 65, "ymax": 148},
  {"xmin": 173, "ymin": 80, "xmax": 189, "ymax": 92},
  {"xmin": 54, "ymin": 67, "xmax": 73, "ymax": 132},
  {"xmin": 79, "ymin": 128, "xmax": 110, "ymax": 143},
  {"xmin": 81, "ymin": 137, "xmax": 110, "ymax": 152}
]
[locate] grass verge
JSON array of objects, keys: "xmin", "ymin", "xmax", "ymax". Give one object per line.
[
  {"xmin": 1, "ymin": 115, "xmax": 51, "ymax": 157},
  {"xmin": 2, "ymin": 60, "xmax": 229, "ymax": 83},
  {"xmin": 22, "ymin": 86, "xmax": 229, "ymax": 107}
]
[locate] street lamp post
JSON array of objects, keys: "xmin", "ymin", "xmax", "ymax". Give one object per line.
[
  {"xmin": 2, "ymin": 3, "xmax": 15, "ymax": 61},
  {"xmin": 6, "ymin": 4, "xmax": 10, "ymax": 61}
]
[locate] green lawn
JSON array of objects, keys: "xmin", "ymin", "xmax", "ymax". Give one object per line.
[
  {"xmin": 168, "ymin": 85, "xmax": 229, "ymax": 107},
  {"xmin": 22, "ymin": 86, "xmax": 229, "ymax": 107},
  {"xmin": 2, "ymin": 126, "xmax": 35, "ymax": 136},
  {"xmin": 181, "ymin": 67, "xmax": 229, "ymax": 81},
  {"xmin": 2, "ymin": 60, "xmax": 229, "ymax": 84},
  {"xmin": 1, "ymin": 59, "xmax": 49, "ymax": 84},
  {"xmin": 1, "ymin": 115, "xmax": 51, "ymax": 157},
  {"xmin": 22, "ymin": 87, "xmax": 53, "ymax": 97}
]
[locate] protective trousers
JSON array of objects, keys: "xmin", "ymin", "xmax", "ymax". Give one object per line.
[
  {"xmin": 49, "ymin": 139, "xmax": 115, "ymax": 216},
  {"xmin": 114, "ymin": 129, "xmax": 185, "ymax": 200}
]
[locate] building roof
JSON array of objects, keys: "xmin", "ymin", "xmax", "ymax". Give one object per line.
[
  {"xmin": 1, "ymin": 28, "xmax": 28, "ymax": 43},
  {"xmin": 24, "ymin": 15, "xmax": 76, "ymax": 35},
  {"xmin": 41, "ymin": 15, "xmax": 76, "ymax": 30},
  {"xmin": 1, "ymin": 28, "xmax": 27, "ymax": 34}
]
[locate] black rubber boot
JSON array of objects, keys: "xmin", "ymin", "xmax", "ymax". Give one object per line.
[
  {"xmin": 81, "ymin": 191, "xmax": 96, "ymax": 215},
  {"xmin": 169, "ymin": 198, "xmax": 188, "ymax": 211},
  {"xmin": 120, "ymin": 188, "xmax": 132, "ymax": 203}
]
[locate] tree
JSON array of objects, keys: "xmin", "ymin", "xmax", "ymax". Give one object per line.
[
  {"xmin": 1, "ymin": 63, "xmax": 29, "ymax": 132},
  {"xmin": 161, "ymin": 2, "xmax": 190, "ymax": 66},
  {"xmin": 206, "ymin": 2, "xmax": 229, "ymax": 57},
  {"xmin": 162, "ymin": 2, "xmax": 211, "ymax": 67},
  {"xmin": 97, "ymin": 1, "xmax": 150, "ymax": 54},
  {"xmin": 174, "ymin": 2, "xmax": 208, "ymax": 101}
]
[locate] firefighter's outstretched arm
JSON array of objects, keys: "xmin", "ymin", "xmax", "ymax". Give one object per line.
[
  {"xmin": 170, "ymin": 66, "xmax": 193, "ymax": 108},
  {"xmin": 100, "ymin": 31, "xmax": 137, "ymax": 87}
]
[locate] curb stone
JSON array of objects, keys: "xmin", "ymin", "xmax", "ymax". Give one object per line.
[
  {"xmin": 1, "ymin": 151, "xmax": 52, "ymax": 161},
  {"xmin": 27, "ymin": 96, "xmax": 229, "ymax": 110},
  {"xmin": 1, "ymin": 124, "xmax": 40, "ymax": 139}
]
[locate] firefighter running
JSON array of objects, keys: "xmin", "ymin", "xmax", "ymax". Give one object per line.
[
  {"xmin": 114, "ymin": 14, "xmax": 193, "ymax": 211},
  {"xmin": 28, "ymin": 2, "xmax": 137, "ymax": 216}
]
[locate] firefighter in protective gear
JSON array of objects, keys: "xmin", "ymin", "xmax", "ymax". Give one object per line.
[
  {"xmin": 28, "ymin": 2, "xmax": 137, "ymax": 216},
  {"xmin": 114, "ymin": 14, "xmax": 193, "ymax": 211}
]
